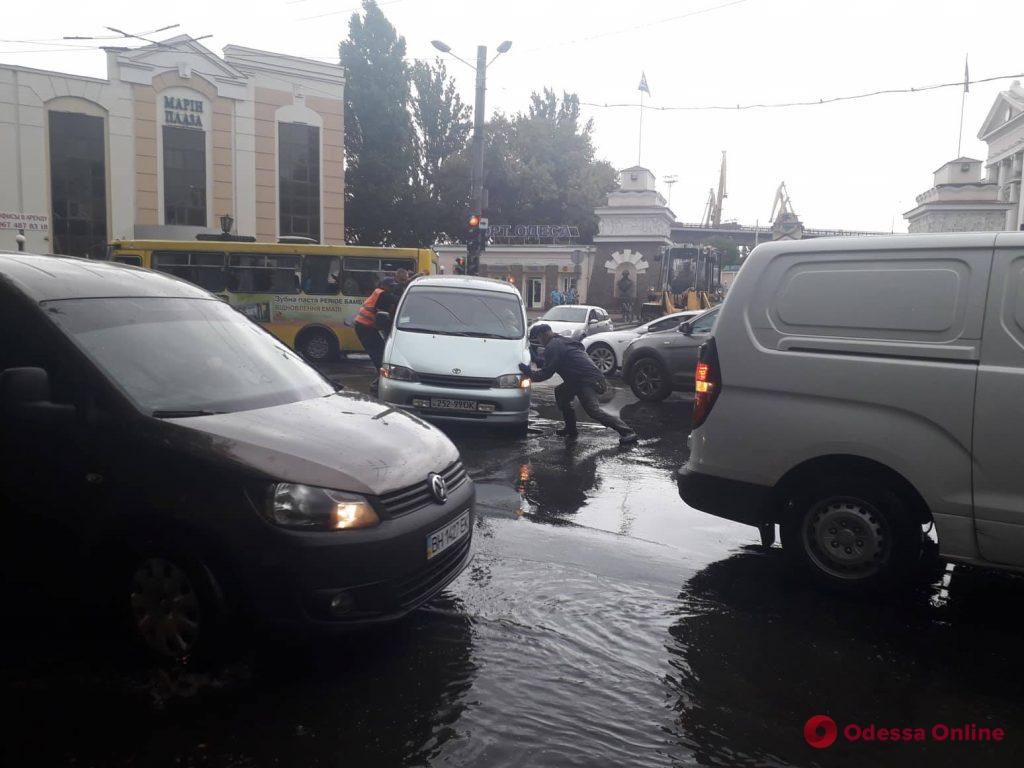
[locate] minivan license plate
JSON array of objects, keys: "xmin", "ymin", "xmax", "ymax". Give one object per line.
[
  {"xmin": 430, "ymin": 398, "xmax": 477, "ymax": 411},
  {"xmin": 426, "ymin": 511, "xmax": 470, "ymax": 560}
]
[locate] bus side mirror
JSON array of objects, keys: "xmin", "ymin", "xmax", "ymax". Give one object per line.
[{"xmin": 375, "ymin": 311, "xmax": 392, "ymax": 331}]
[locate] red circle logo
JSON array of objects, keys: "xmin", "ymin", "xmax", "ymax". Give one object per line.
[{"xmin": 804, "ymin": 715, "xmax": 838, "ymax": 749}]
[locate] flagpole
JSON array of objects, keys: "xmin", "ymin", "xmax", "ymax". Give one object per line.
[
  {"xmin": 638, "ymin": 88, "xmax": 644, "ymax": 166},
  {"xmin": 957, "ymin": 54, "xmax": 969, "ymax": 157},
  {"xmin": 957, "ymin": 88, "xmax": 966, "ymax": 157}
]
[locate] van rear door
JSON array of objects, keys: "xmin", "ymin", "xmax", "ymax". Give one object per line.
[{"xmin": 973, "ymin": 234, "xmax": 1024, "ymax": 566}]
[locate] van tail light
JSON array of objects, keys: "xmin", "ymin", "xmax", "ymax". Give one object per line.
[{"xmin": 692, "ymin": 338, "xmax": 722, "ymax": 429}]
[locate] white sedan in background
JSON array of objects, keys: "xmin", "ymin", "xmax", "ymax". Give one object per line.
[
  {"xmin": 528, "ymin": 305, "xmax": 614, "ymax": 362},
  {"xmin": 582, "ymin": 310, "xmax": 703, "ymax": 375}
]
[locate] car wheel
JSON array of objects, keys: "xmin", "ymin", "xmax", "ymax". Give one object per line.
[
  {"xmin": 127, "ymin": 551, "xmax": 225, "ymax": 660},
  {"xmin": 629, "ymin": 357, "xmax": 672, "ymax": 402},
  {"xmin": 588, "ymin": 343, "xmax": 617, "ymax": 376},
  {"xmin": 298, "ymin": 328, "xmax": 337, "ymax": 363},
  {"xmin": 780, "ymin": 476, "xmax": 921, "ymax": 589}
]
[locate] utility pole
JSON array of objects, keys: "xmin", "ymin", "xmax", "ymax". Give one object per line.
[{"xmin": 431, "ymin": 39, "xmax": 511, "ymax": 276}]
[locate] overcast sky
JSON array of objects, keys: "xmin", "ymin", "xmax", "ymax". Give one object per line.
[{"xmin": 4, "ymin": 0, "xmax": 1022, "ymax": 232}]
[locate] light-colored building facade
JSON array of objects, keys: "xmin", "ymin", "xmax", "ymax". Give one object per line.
[
  {"xmin": 434, "ymin": 244, "xmax": 596, "ymax": 310},
  {"xmin": 903, "ymin": 157, "xmax": 1012, "ymax": 233},
  {"xmin": 978, "ymin": 80, "xmax": 1024, "ymax": 232},
  {"xmin": 0, "ymin": 36, "xmax": 344, "ymax": 256},
  {"xmin": 591, "ymin": 166, "xmax": 675, "ymax": 309}
]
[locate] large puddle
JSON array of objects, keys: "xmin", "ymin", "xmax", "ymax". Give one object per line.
[{"xmin": 3, "ymin": 373, "xmax": 1024, "ymax": 767}]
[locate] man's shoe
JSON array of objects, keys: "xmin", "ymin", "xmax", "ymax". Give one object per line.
[
  {"xmin": 618, "ymin": 431, "xmax": 639, "ymax": 445},
  {"xmin": 556, "ymin": 427, "xmax": 579, "ymax": 439}
]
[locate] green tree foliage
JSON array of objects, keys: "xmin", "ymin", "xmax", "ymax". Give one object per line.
[
  {"xmin": 339, "ymin": 0, "xmax": 415, "ymax": 245},
  {"xmin": 339, "ymin": 3, "xmax": 616, "ymax": 246},
  {"xmin": 706, "ymin": 236, "xmax": 741, "ymax": 265},
  {"xmin": 407, "ymin": 58, "xmax": 472, "ymax": 245},
  {"xmin": 482, "ymin": 89, "xmax": 617, "ymax": 243}
]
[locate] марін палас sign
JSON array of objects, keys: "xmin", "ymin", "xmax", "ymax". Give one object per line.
[{"xmin": 164, "ymin": 96, "xmax": 204, "ymax": 129}]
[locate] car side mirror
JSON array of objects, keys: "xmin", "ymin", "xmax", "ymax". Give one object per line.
[
  {"xmin": 375, "ymin": 311, "xmax": 392, "ymax": 331},
  {"xmin": 679, "ymin": 321, "xmax": 694, "ymax": 335},
  {"xmin": 588, "ymin": 317, "xmax": 599, "ymax": 325},
  {"xmin": 0, "ymin": 367, "xmax": 76, "ymax": 425}
]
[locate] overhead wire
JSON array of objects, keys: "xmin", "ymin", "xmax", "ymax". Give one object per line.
[{"xmin": 580, "ymin": 72, "xmax": 1024, "ymax": 113}]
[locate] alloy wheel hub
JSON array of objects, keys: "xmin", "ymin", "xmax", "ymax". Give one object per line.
[{"xmin": 130, "ymin": 558, "xmax": 201, "ymax": 657}]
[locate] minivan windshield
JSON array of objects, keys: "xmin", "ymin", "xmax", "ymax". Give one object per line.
[
  {"xmin": 396, "ymin": 287, "xmax": 525, "ymax": 339},
  {"xmin": 541, "ymin": 306, "xmax": 588, "ymax": 323},
  {"xmin": 44, "ymin": 297, "xmax": 335, "ymax": 415}
]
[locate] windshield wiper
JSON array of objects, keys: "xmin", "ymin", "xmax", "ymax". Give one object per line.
[
  {"xmin": 461, "ymin": 332, "xmax": 512, "ymax": 339},
  {"xmin": 152, "ymin": 409, "xmax": 224, "ymax": 418}
]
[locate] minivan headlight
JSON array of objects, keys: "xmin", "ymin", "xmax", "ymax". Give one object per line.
[
  {"xmin": 381, "ymin": 364, "xmax": 418, "ymax": 381},
  {"xmin": 496, "ymin": 373, "xmax": 530, "ymax": 388},
  {"xmin": 265, "ymin": 483, "xmax": 380, "ymax": 530}
]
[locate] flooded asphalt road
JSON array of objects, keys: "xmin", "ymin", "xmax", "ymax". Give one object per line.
[{"xmin": 3, "ymin": 357, "xmax": 1024, "ymax": 767}]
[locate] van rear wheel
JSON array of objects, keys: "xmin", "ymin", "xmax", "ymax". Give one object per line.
[{"xmin": 780, "ymin": 475, "xmax": 920, "ymax": 589}]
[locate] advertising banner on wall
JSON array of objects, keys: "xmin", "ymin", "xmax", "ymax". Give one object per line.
[{"xmin": 0, "ymin": 212, "xmax": 49, "ymax": 231}]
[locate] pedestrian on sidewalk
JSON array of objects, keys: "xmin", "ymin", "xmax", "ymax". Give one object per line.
[
  {"xmin": 522, "ymin": 324, "xmax": 638, "ymax": 445},
  {"xmin": 354, "ymin": 276, "xmax": 398, "ymax": 391}
]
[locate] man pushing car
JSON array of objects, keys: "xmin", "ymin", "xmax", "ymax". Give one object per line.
[{"xmin": 522, "ymin": 324, "xmax": 638, "ymax": 445}]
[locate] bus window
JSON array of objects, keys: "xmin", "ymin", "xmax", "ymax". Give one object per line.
[
  {"xmin": 228, "ymin": 253, "xmax": 300, "ymax": 295},
  {"xmin": 302, "ymin": 254, "xmax": 342, "ymax": 295},
  {"xmin": 152, "ymin": 251, "xmax": 228, "ymax": 293},
  {"xmin": 114, "ymin": 255, "xmax": 143, "ymax": 267},
  {"xmin": 381, "ymin": 258, "xmax": 417, "ymax": 273},
  {"xmin": 342, "ymin": 257, "xmax": 381, "ymax": 297}
]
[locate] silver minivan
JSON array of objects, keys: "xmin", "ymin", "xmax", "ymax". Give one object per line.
[
  {"xmin": 378, "ymin": 276, "xmax": 532, "ymax": 426},
  {"xmin": 679, "ymin": 232, "xmax": 1024, "ymax": 588}
]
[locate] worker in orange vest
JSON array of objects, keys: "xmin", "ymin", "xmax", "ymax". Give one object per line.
[{"xmin": 354, "ymin": 276, "xmax": 398, "ymax": 384}]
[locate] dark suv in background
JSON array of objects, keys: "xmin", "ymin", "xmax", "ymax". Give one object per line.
[{"xmin": 622, "ymin": 307, "xmax": 719, "ymax": 402}]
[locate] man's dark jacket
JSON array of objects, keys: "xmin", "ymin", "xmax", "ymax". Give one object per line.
[{"xmin": 529, "ymin": 336, "xmax": 604, "ymax": 387}]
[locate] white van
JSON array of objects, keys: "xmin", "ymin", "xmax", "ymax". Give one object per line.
[
  {"xmin": 378, "ymin": 276, "xmax": 532, "ymax": 426},
  {"xmin": 678, "ymin": 232, "xmax": 1024, "ymax": 588}
]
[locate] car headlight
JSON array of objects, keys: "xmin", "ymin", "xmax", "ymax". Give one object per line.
[
  {"xmin": 380, "ymin": 364, "xmax": 418, "ymax": 381},
  {"xmin": 265, "ymin": 483, "xmax": 380, "ymax": 530},
  {"xmin": 496, "ymin": 373, "xmax": 531, "ymax": 388},
  {"xmin": 559, "ymin": 329, "xmax": 574, "ymax": 337}
]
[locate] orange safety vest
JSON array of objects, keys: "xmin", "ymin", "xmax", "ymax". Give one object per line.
[{"xmin": 355, "ymin": 288, "xmax": 385, "ymax": 327}]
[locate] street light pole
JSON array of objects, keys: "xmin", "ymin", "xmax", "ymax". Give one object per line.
[{"xmin": 471, "ymin": 45, "xmax": 487, "ymax": 216}]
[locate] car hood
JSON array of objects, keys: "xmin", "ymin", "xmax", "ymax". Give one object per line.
[
  {"xmin": 584, "ymin": 329, "xmax": 638, "ymax": 347},
  {"xmin": 530, "ymin": 320, "xmax": 584, "ymax": 336},
  {"xmin": 165, "ymin": 392, "xmax": 459, "ymax": 496},
  {"xmin": 388, "ymin": 331, "xmax": 529, "ymax": 376}
]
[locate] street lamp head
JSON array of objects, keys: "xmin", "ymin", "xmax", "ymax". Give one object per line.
[
  {"xmin": 497, "ymin": 40, "xmax": 512, "ymax": 53},
  {"xmin": 431, "ymin": 40, "xmax": 451, "ymax": 54}
]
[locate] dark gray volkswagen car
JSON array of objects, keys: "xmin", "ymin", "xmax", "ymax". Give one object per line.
[
  {"xmin": 0, "ymin": 252, "xmax": 474, "ymax": 658},
  {"xmin": 622, "ymin": 307, "xmax": 719, "ymax": 401}
]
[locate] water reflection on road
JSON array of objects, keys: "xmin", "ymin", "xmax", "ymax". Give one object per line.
[{"xmin": 2, "ymin": 362, "xmax": 1023, "ymax": 768}]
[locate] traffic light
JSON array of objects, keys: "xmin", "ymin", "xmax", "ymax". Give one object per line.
[{"xmin": 466, "ymin": 214, "xmax": 487, "ymax": 276}]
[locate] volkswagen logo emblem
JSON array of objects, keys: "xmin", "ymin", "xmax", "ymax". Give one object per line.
[
  {"xmin": 429, "ymin": 473, "xmax": 448, "ymax": 504},
  {"xmin": 451, "ymin": 368, "xmax": 462, "ymax": 375}
]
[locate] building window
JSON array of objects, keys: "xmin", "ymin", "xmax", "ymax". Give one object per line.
[
  {"xmin": 49, "ymin": 111, "xmax": 107, "ymax": 258},
  {"xmin": 163, "ymin": 126, "xmax": 207, "ymax": 226},
  {"xmin": 279, "ymin": 123, "xmax": 320, "ymax": 241}
]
